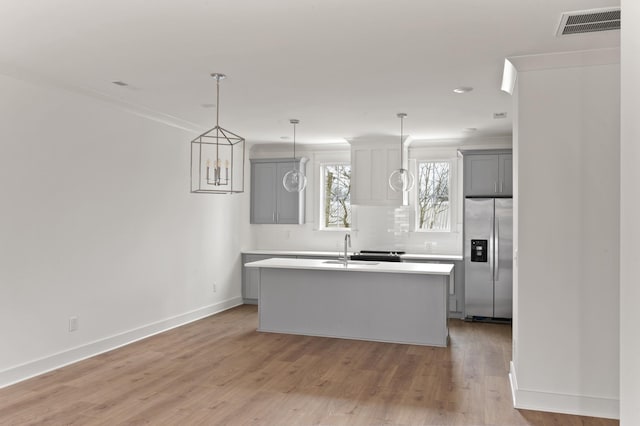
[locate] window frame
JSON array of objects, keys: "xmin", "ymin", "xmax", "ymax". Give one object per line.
[
  {"xmin": 411, "ymin": 157, "xmax": 456, "ymax": 233},
  {"xmin": 318, "ymin": 161, "xmax": 352, "ymax": 231}
]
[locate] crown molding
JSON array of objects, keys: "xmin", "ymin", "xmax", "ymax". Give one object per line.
[
  {"xmin": 502, "ymin": 47, "xmax": 620, "ymax": 95},
  {"xmin": 0, "ymin": 62, "xmax": 204, "ymax": 134}
]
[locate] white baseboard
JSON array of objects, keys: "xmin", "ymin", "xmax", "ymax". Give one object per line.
[
  {"xmin": 0, "ymin": 297, "xmax": 243, "ymax": 389},
  {"xmin": 509, "ymin": 361, "xmax": 619, "ymax": 420}
]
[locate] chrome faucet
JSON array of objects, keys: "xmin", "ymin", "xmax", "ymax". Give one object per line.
[{"xmin": 343, "ymin": 233, "xmax": 351, "ymax": 266}]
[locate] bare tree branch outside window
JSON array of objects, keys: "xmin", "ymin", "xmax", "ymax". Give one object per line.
[
  {"xmin": 323, "ymin": 164, "xmax": 351, "ymax": 228},
  {"xmin": 417, "ymin": 161, "xmax": 450, "ymax": 231}
]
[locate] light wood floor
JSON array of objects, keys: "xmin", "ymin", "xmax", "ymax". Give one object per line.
[{"xmin": 0, "ymin": 305, "xmax": 618, "ymax": 425}]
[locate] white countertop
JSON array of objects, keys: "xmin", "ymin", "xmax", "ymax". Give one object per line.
[
  {"xmin": 400, "ymin": 253, "xmax": 463, "ymax": 261},
  {"xmin": 242, "ymin": 249, "xmax": 463, "ymax": 262},
  {"xmin": 243, "ymin": 249, "xmax": 340, "ymax": 257},
  {"xmin": 244, "ymin": 257, "xmax": 454, "ymax": 275}
]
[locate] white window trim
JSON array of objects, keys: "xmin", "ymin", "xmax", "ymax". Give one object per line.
[
  {"xmin": 314, "ymin": 152, "xmax": 352, "ymax": 231},
  {"xmin": 319, "ymin": 161, "xmax": 351, "ymax": 231},
  {"xmin": 409, "ymin": 157, "xmax": 458, "ymax": 233}
]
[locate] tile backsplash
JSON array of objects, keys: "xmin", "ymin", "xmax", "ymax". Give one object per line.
[{"xmin": 250, "ymin": 204, "xmax": 462, "ymax": 255}]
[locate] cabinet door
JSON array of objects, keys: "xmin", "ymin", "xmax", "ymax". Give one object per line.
[
  {"xmin": 350, "ymin": 147, "xmax": 371, "ymax": 204},
  {"xmin": 351, "ymin": 145, "xmax": 402, "ymax": 206},
  {"xmin": 403, "ymin": 259, "xmax": 462, "ymax": 317},
  {"xmin": 276, "ymin": 162, "xmax": 300, "ymax": 224},
  {"xmin": 464, "ymin": 155, "xmax": 499, "ymax": 196},
  {"xmin": 242, "ymin": 254, "xmax": 273, "ymax": 302},
  {"xmin": 242, "ymin": 254, "xmax": 296, "ymax": 303},
  {"xmin": 244, "ymin": 268, "xmax": 261, "ymax": 300},
  {"xmin": 250, "ymin": 162, "xmax": 277, "ymax": 224},
  {"xmin": 381, "ymin": 147, "xmax": 403, "ymax": 204},
  {"xmin": 499, "ymin": 154, "xmax": 513, "ymax": 196}
]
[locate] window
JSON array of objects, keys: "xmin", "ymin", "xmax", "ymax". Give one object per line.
[
  {"xmin": 416, "ymin": 161, "xmax": 450, "ymax": 231},
  {"xmin": 320, "ymin": 163, "xmax": 351, "ymax": 229}
]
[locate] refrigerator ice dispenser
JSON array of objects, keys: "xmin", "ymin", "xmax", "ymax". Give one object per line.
[{"xmin": 471, "ymin": 239, "xmax": 488, "ymax": 262}]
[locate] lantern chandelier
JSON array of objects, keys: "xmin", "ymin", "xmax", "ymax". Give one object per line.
[{"xmin": 190, "ymin": 73, "xmax": 245, "ymax": 194}]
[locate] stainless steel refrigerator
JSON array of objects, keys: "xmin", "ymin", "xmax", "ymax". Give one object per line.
[{"xmin": 464, "ymin": 198, "xmax": 513, "ymax": 319}]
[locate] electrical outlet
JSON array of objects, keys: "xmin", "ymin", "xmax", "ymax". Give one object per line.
[
  {"xmin": 212, "ymin": 283, "xmax": 217, "ymax": 293},
  {"xmin": 68, "ymin": 316, "xmax": 78, "ymax": 332}
]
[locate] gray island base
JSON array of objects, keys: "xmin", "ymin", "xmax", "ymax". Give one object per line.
[{"xmin": 244, "ymin": 258, "xmax": 454, "ymax": 347}]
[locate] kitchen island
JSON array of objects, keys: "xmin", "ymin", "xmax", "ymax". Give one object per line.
[{"xmin": 244, "ymin": 258, "xmax": 454, "ymax": 347}]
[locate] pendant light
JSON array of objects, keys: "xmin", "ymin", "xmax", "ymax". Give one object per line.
[
  {"xmin": 389, "ymin": 113, "xmax": 414, "ymax": 192},
  {"xmin": 190, "ymin": 73, "xmax": 245, "ymax": 194},
  {"xmin": 282, "ymin": 119, "xmax": 307, "ymax": 192}
]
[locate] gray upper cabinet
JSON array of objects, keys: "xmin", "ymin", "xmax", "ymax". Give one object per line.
[
  {"xmin": 275, "ymin": 162, "xmax": 300, "ymax": 224},
  {"xmin": 251, "ymin": 162, "xmax": 277, "ymax": 223},
  {"xmin": 463, "ymin": 150, "xmax": 512, "ymax": 197},
  {"xmin": 250, "ymin": 158, "xmax": 307, "ymax": 224},
  {"xmin": 499, "ymin": 154, "xmax": 513, "ymax": 196}
]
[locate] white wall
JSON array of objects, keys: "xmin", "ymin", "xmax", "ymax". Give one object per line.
[
  {"xmin": 510, "ymin": 54, "xmax": 620, "ymax": 418},
  {"xmin": 0, "ymin": 73, "xmax": 248, "ymax": 386},
  {"xmin": 248, "ymin": 138, "xmax": 510, "ymax": 255},
  {"xmin": 620, "ymin": 1, "xmax": 640, "ymax": 424}
]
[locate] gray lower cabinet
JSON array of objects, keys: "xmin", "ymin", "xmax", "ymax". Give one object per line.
[
  {"xmin": 250, "ymin": 158, "xmax": 307, "ymax": 224},
  {"xmin": 242, "ymin": 254, "xmax": 297, "ymax": 303},
  {"xmin": 462, "ymin": 150, "xmax": 512, "ymax": 197},
  {"xmin": 258, "ymin": 266, "xmax": 449, "ymax": 346},
  {"xmin": 405, "ymin": 259, "xmax": 464, "ymax": 319},
  {"xmin": 242, "ymin": 253, "xmax": 463, "ymax": 318}
]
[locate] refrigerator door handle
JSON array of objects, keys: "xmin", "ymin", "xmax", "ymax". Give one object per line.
[
  {"xmin": 495, "ymin": 217, "xmax": 500, "ymax": 281},
  {"xmin": 489, "ymin": 216, "xmax": 494, "ymax": 282}
]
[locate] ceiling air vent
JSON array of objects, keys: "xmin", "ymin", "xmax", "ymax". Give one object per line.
[{"xmin": 557, "ymin": 7, "xmax": 620, "ymax": 36}]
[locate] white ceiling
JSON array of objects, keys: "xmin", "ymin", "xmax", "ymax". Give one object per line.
[{"xmin": 0, "ymin": 0, "xmax": 620, "ymax": 145}]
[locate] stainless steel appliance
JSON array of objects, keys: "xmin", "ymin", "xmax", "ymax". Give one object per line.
[
  {"xmin": 464, "ymin": 198, "xmax": 513, "ymax": 320},
  {"xmin": 350, "ymin": 250, "xmax": 404, "ymax": 262}
]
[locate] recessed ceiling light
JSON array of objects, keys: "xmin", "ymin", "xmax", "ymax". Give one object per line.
[
  {"xmin": 493, "ymin": 112, "xmax": 508, "ymax": 119},
  {"xmin": 112, "ymin": 81, "xmax": 129, "ymax": 87},
  {"xmin": 453, "ymin": 86, "xmax": 473, "ymax": 94}
]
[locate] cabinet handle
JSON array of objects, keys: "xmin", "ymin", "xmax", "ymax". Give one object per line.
[
  {"xmin": 272, "ymin": 212, "xmax": 275, "ymax": 222},
  {"xmin": 494, "ymin": 182, "xmax": 498, "ymax": 193},
  {"xmin": 499, "ymin": 181, "xmax": 503, "ymax": 193},
  {"xmin": 277, "ymin": 212, "xmax": 279, "ymax": 223}
]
